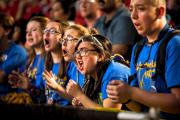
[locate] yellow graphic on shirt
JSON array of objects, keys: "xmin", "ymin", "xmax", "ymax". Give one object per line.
[
  {"xmin": 28, "ymin": 67, "xmax": 37, "ymax": 80},
  {"xmin": 136, "ymin": 61, "xmax": 156, "ymax": 89},
  {"xmin": 44, "ymin": 73, "xmax": 67, "ymax": 98},
  {"xmin": 57, "ymin": 76, "xmax": 67, "ymax": 86}
]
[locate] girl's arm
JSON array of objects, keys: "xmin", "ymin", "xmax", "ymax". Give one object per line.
[{"xmin": 43, "ymin": 71, "xmax": 73, "ymax": 101}]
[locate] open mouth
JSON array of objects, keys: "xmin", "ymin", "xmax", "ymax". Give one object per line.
[
  {"xmin": 27, "ymin": 38, "xmax": 33, "ymax": 43},
  {"xmin": 62, "ymin": 49, "xmax": 68, "ymax": 56},
  {"xmin": 44, "ymin": 38, "xmax": 50, "ymax": 48},
  {"xmin": 134, "ymin": 23, "xmax": 141, "ymax": 29},
  {"xmin": 76, "ymin": 60, "xmax": 84, "ymax": 72}
]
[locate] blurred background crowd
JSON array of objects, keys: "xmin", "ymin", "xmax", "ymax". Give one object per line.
[
  {"xmin": 0, "ymin": 1, "xmax": 180, "ymax": 119},
  {"xmin": 0, "ymin": 0, "xmax": 179, "ymax": 48}
]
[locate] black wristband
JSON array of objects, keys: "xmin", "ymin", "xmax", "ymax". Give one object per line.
[{"xmin": 123, "ymin": 99, "xmax": 131, "ymax": 104}]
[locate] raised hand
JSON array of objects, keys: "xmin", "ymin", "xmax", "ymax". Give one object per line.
[{"xmin": 43, "ymin": 70, "xmax": 60, "ymax": 91}]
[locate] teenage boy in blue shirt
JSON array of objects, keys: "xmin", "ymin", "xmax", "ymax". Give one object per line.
[{"xmin": 106, "ymin": 0, "xmax": 180, "ymax": 119}]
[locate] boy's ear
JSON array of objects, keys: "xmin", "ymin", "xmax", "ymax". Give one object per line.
[{"xmin": 156, "ymin": 6, "xmax": 165, "ymax": 19}]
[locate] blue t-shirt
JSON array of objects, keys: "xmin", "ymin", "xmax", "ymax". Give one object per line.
[
  {"xmin": 130, "ymin": 25, "xmax": 180, "ymax": 119},
  {"xmin": 28, "ymin": 54, "xmax": 43, "ymax": 85},
  {"xmin": 66, "ymin": 62, "xmax": 84, "ymax": 88},
  {"xmin": 99, "ymin": 61, "xmax": 130, "ymax": 105},
  {"xmin": 35, "ymin": 57, "xmax": 45, "ymax": 90},
  {"xmin": 0, "ymin": 42, "xmax": 27, "ymax": 96},
  {"xmin": 50, "ymin": 63, "xmax": 69, "ymax": 106},
  {"xmin": 25, "ymin": 54, "xmax": 46, "ymax": 104},
  {"xmin": 36, "ymin": 61, "xmax": 70, "ymax": 106}
]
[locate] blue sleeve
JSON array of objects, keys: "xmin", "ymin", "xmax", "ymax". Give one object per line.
[
  {"xmin": 0, "ymin": 46, "xmax": 27, "ymax": 74},
  {"xmin": 66, "ymin": 62, "xmax": 78, "ymax": 84},
  {"xmin": 66, "ymin": 62, "xmax": 84, "ymax": 88},
  {"xmin": 101, "ymin": 62, "xmax": 130, "ymax": 100},
  {"xmin": 66, "ymin": 62, "xmax": 74, "ymax": 80},
  {"xmin": 165, "ymin": 36, "xmax": 180, "ymax": 88}
]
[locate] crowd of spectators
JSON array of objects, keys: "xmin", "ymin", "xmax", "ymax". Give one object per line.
[{"xmin": 0, "ymin": 0, "xmax": 180, "ymax": 119}]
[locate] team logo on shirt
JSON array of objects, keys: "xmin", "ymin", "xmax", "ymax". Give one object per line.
[
  {"xmin": 136, "ymin": 60, "xmax": 156, "ymax": 90},
  {"xmin": 27, "ymin": 67, "xmax": 37, "ymax": 80}
]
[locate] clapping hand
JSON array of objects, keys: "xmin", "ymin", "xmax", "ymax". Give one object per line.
[{"xmin": 8, "ymin": 70, "xmax": 29, "ymax": 89}]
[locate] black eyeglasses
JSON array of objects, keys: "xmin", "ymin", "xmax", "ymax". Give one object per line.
[
  {"xmin": 74, "ymin": 49, "xmax": 97, "ymax": 57},
  {"xmin": 43, "ymin": 28, "xmax": 61, "ymax": 35},
  {"xmin": 60, "ymin": 35, "xmax": 79, "ymax": 44}
]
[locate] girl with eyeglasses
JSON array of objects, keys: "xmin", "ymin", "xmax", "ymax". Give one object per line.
[
  {"xmin": 37, "ymin": 20, "xmax": 71, "ymax": 106},
  {"xmin": 8, "ymin": 16, "xmax": 49, "ymax": 104},
  {"xmin": 66, "ymin": 34, "xmax": 130, "ymax": 109},
  {"xmin": 43, "ymin": 24, "xmax": 95, "ymax": 105}
]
